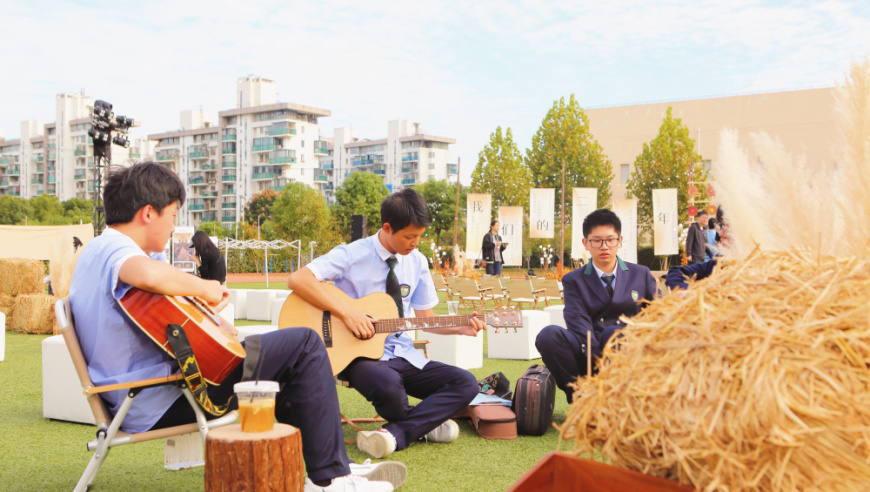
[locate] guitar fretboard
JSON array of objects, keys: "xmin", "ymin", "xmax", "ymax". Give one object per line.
[{"xmin": 373, "ymin": 315, "xmax": 477, "ymax": 334}]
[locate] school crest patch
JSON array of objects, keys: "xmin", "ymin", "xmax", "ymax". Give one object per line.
[
  {"xmin": 400, "ymin": 284, "xmax": 411, "ymax": 297},
  {"xmin": 631, "ymin": 290, "xmax": 639, "ymax": 301}
]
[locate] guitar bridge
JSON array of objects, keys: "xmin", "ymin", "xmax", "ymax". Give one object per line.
[{"xmin": 322, "ymin": 311, "xmax": 332, "ymax": 348}]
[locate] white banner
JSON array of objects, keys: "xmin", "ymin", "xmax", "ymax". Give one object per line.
[
  {"xmin": 612, "ymin": 199, "xmax": 638, "ymax": 264},
  {"xmin": 571, "ymin": 188, "xmax": 598, "ymax": 260},
  {"xmin": 465, "ymin": 193, "xmax": 492, "ymax": 259},
  {"xmin": 497, "ymin": 206, "xmax": 524, "ymax": 266},
  {"xmin": 652, "ymin": 189, "xmax": 679, "ymax": 256},
  {"xmin": 529, "ymin": 188, "xmax": 555, "ymax": 239}
]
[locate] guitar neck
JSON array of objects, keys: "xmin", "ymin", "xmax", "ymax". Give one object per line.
[{"xmin": 373, "ymin": 314, "xmax": 479, "ymax": 334}]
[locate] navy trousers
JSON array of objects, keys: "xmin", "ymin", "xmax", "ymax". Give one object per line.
[
  {"xmin": 345, "ymin": 357, "xmax": 478, "ymax": 450},
  {"xmin": 152, "ymin": 328, "xmax": 350, "ymax": 483},
  {"xmin": 485, "ymin": 261, "xmax": 503, "ymax": 276},
  {"xmin": 535, "ymin": 324, "xmax": 622, "ymax": 404}
]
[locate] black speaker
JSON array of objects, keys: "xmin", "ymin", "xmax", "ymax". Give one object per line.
[{"xmin": 350, "ymin": 215, "xmax": 366, "ymax": 242}]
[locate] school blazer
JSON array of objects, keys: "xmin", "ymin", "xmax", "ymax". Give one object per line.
[{"xmin": 561, "ymin": 257, "xmax": 658, "ymax": 357}]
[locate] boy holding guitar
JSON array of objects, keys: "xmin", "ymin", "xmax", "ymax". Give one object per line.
[
  {"xmin": 287, "ymin": 188, "xmax": 486, "ymax": 459},
  {"xmin": 69, "ymin": 162, "xmax": 399, "ymax": 492}
]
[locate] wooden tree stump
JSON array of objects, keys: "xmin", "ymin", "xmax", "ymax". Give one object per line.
[{"xmin": 205, "ymin": 423, "xmax": 303, "ymax": 491}]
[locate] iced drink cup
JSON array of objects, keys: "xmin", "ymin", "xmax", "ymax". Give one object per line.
[{"xmin": 234, "ymin": 381, "xmax": 279, "ymax": 433}]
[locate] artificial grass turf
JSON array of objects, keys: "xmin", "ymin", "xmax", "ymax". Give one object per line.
[{"xmin": 1, "ymin": 292, "xmax": 582, "ymax": 491}]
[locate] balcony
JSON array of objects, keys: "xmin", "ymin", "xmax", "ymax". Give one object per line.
[
  {"xmin": 130, "ymin": 150, "xmax": 141, "ymax": 159},
  {"xmin": 31, "ymin": 178, "xmax": 42, "ymax": 184},
  {"xmin": 36, "ymin": 189, "xmax": 44, "ymax": 196},
  {"xmin": 48, "ymin": 166, "xmax": 56, "ymax": 172},
  {"xmin": 401, "ymin": 166, "xmax": 417, "ymax": 174},
  {"xmin": 269, "ymin": 149, "xmax": 296, "ymax": 164},
  {"xmin": 0, "ymin": 158, "xmax": 7, "ymax": 164},
  {"xmin": 222, "ymin": 132, "xmax": 237, "ymax": 141},
  {"xmin": 188, "ymin": 176, "xmax": 205, "ymax": 185},
  {"xmin": 0, "ymin": 179, "xmax": 8, "ymax": 186},
  {"xmin": 32, "ymin": 156, "xmax": 44, "ymax": 163},
  {"xmin": 203, "ymin": 211, "xmax": 217, "ymax": 221},
  {"xmin": 402, "ymin": 154, "xmax": 418, "ymax": 162},
  {"xmin": 74, "ymin": 146, "xmax": 87, "ymax": 156},
  {"xmin": 157, "ymin": 151, "xmax": 178, "ymax": 161},
  {"xmin": 268, "ymin": 123, "xmax": 296, "ymax": 136},
  {"xmin": 222, "ymin": 159, "xmax": 237, "ymax": 168},
  {"xmin": 74, "ymin": 170, "xmax": 87, "ymax": 180},
  {"xmin": 221, "ymin": 202, "xmax": 236, "ymax": 209},
  {"xmin": 48, "ymin": 176, "xmax": 56, "ymax": 183},
  {"xmin": 252, "ymin": 143, "xmax": 277, "ymax": 152},
  {"xmin": 8, "ymin": 167, "xmax": 20, "ymax": 176},
  {"xmin": 222, "ymin": 144, "xmax": 236, "ymax": 155},
  {"xmin": 201, "ymin": 163, "xmax": 218, "ymax": 171},
  {"xmin": 189, "ymin": 151, "xmax": 206, "ymax": 159},
  {"xmin": 323, "ymin": 184, "xmax": 334, "ymax": 191},
  {"xmin": 253, "ymin": 172, "xmax": 278, "ymax": 180},
  {"xmin": 321, "ymin": 162, "xmax": 333, "ymax": 170},
  {"xmin": 447, "ymin": 163, "xmax": 458, "ymax": 175},
  {"xmin": 48, "ymin": 154, "xmax": 56, "ymax": 161},
  {"xmin": 402, "ymin": 178, "xmax": 416, "ymax": 185},
  {"xmin": 373, "ymin": 165, "xmax": 386, "ymax": 176},
  {"xmin": 223, "ymin": 188, "xmax": 236, "ymax": 196},
  {"xmin": 314, "ymin": 140, "xmax": 328, "ymax": 155},
  {"xmin": 48, "ymin": 143, "xmax": 56, "ymax": 149},
  {"xmin": 201, "ymin": 190, "xmax": 218, "ymax": 197},
  {"xmin": 221, "ymin": 215, "xmax": 236, "ymax": 223},
  {"xmin": 222, "ymin": 175, "xmax": 236, "ymax": 182},
  {"xmin": 189, "ymin": 204, "xmax": 205, "ymax": 211}
]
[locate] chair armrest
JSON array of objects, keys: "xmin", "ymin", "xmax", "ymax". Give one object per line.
[
  {"xmin": 478, "ymin": 287, "xmax": 493, "ymax": 295},
  {"xmin": 532, "ymin": 288, "xmax": 546, "ymax": 296},
  {"xmin": 84, "ymin": 373, "xmax": 185, "ymax": 395}
]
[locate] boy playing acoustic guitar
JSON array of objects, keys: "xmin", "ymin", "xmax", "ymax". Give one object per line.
[
  {"xmin": 288, "ymin": 188, "xmax": 486, "ymax": 459},
  {"xmin": 69, "ymin": 162, "xmax": 401, "ymax": 491}
]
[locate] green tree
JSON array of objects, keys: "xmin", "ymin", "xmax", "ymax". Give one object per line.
[
  {"xmin": 526, "ymin": 94, "xmax": 613, "ymax": 211},
  {"xmin": 626, "ymin": 106, "xmax": 709, "ymax": 238},
  {"xmin": 413, "ymin": 179, "xmax": 466, "ymax": 244},
  {"xmin": 244, "ymin": 189, "xmax": 279, "ymax": 225},
  {"xmin": 196, "ymin": 221, "xmax": 234, "ymax": 238},
  {"xmin": 471, "ymin": 126, "xmax": 534, "ymax": 214},
  {"xmin": 29, "ymin": 195, "xmax": 66, "ymax": 224},
  {"xmin": 332, "ymin": 172, "xmax": 390, "ymax": 235},
  {"xmin": 62, "ymin": 198, "xmax": 93, "ymax": 224},
  {"xmin": 271, "ymin": 182, "xmax": 334, "ymax": 244},
  {"xmin": 0, "ymin": 195, "xmax": 33, "ymax": 224}
]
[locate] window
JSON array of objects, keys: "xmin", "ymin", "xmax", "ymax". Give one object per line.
[
  {"xmin": 702, "ymin": 159, "xmax": 712, "ymax": 173},
  {"xmin": 428, "ymin": 163, "xmax": 435, "ymax": 170},
  {"xmin": 620, "ymin": 164, "xmax": 630, "ymax": 183},
  {"xmin": 429, "ymin": 151, "xmax": 435, "ymax": 158},
  {"xmin": 429, "ymin": 175, "xmax": 435, "ymax": 181},
  {"xmin": 301, "ymin": 154, "xmax": 305, "ymax": 163},
  {"xmin": 301, "ymin": 140, "xmax": 304, "ymax": 147}
]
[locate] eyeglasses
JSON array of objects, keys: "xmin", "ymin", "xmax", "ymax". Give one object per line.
[{"xmin": 586, "ymin": 237, "xmax": 620, "ymax": 248}]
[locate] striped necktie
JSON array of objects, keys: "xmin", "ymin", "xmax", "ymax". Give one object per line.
[{"xmin": 385, "ymin": 256, "xmax": 404, "ymax": 317}]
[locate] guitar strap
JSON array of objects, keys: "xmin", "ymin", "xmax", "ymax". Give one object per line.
[{"xmin": 166, "ymin": 324, "xmax": 234, "ymax": 417}]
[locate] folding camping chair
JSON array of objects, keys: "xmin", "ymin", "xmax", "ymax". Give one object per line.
[{"xmin": 55, "ymin": 298, "xmax": 238, "ymax": 492}]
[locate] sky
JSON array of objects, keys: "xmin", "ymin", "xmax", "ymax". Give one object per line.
[{"xmin": 2, "ymin": 0, "xmax": 869, "ymax": 183}]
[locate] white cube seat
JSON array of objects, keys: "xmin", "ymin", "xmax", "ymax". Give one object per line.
[
  {"xmin": 235, "ymin": 325, "xmax": 278, "ymax": 342},
  {"xmin": 544, "ymin": 305, "xmax": 566, "ymax": 329},
  {"xmin": 425, "ymin": 332, "xmax": 484, "ymax": 370},
  {"xmin": 270, "ymin": 294, "xmax": 291, "ymax": 326},
  {"xmin": 487, "ymin": 310, "xmax": 549, "ymax": 360},
  {"xmin": 246, "ymin": 290, "xmax": 276, "ymax": 321},
  {"xmin": 229, "ymin": 289, "xmax": 251, "ymax": 320},
  {"xmin": 218, "ymin": 303, "xmax": 235, "ymax": 326},
  {"xmin": 42, "ymin": 335, "xmax": 95, "ymax": 424}
]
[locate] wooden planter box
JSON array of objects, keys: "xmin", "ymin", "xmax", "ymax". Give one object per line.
[{"xmin": 508, "ymin": 452, "xmax": 695, "ymax": 492}]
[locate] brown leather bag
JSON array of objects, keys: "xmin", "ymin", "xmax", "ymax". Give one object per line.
[{"xmin": 465, "ymin": 404, "xmax": 517, "ymax": 440}]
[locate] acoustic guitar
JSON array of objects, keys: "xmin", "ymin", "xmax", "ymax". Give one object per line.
[
  {"xmin": 278, "ymin": 283, "xmax": 523, "ymax": 376},
  {"xmin": 119, "ymin": 288, "xmax": 245, "ymax": 384}
]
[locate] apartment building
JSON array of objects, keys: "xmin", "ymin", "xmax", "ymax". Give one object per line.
[
  {"xmin": 0, "ymin": 92, "xmax": 153, "ymax": 200},
  {"xmin": 584, "ymin": 87, "xmax": 838, "ymax": 200},
  {"xmin": 148, "ymin": 77, "xmax": 332, "ymax": 227},
  {"xmin": 322, "ymin": 120, "xmax": 458, "ymax": 204}
]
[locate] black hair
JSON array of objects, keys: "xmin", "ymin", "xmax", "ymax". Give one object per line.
[
  {"xmin": 697, "ymin": 210, "xmax": 709, "ymax": 217},
  {"xmin": 104, "ymin": 162, "xmax": 186, "ymax": 225},
  {"xmin": 490, "ymin": 220, "xmax": 498, "ymax": 227},
  {"xmin": 191, "ymin": 230, "xmax": 219, "ymax": 257},
  {"xmin": 707, "ymin": 217, "xmax": 717, "ymax": 229},
  {"xmin": 381, "ymin": 188, "xmax": 432, "ymax": 232},
  {"xmin": 582, "ymin": 209, "xmax": 621, "ymax": 237},
  {"xmin": 72, "ymin": 236, "xmax": 83, "ymax": 252},
  {"xmin": 716, "ymin": 206, "xmax": 725, "ymax": 225}
]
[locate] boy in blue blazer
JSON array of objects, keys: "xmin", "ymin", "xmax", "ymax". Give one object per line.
[{"xmin": 536, "ymin": 209, "xmax": 658, "ymax": 403}]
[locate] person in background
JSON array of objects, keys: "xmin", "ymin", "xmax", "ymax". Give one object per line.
[
  {"xmin": 704, "ymin": 217, "xmax": 718, "ymax": 261},
  {"xmin": 481, "ymin": 220, "xmax": 507, "ymax": 276},
  {"xmin": 686, "ymin": 210, "xmax": 708, "ymax": 265},
  {"xmin": 666, "ymin": 207, "xmax": 729, "ymax": 291},
  {"xmin": 190, "ymin": 230, "xmax": 226, "ymax": 284}
]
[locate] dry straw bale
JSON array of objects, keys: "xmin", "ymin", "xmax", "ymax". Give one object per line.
[
  {"xmin": 0, "ymin": 258, "xmax": 45, "ymax": 296},
  {"xmin": 0, "ymin": 294, "xmax": 14, "ymax": 317},
  {"xmin": 560, "ymin": 248, "xmax": 870, "ymax": 491},
  {"xmin": 9, "ymin": 294, "xmax": 56, "ymax": 334}
]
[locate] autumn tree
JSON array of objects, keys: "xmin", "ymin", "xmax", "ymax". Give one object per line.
[
  {"xmin": 526, "ymin": 94, "xmax": 613, "ymax": 211},
  {"xmin": 626, "ymin": 106, "xmax": 709, "ymax": 238},
  {"xmin": 244, "ymin": 188, "xmax": 279, "ymax": 225},
  {"xmin": 414, "ymin": 179, "xmax": 467, "ymax": 244},
  {"xmin": 332, "ymin": 172, "xmax": 390, "ymax": 236},
  {"xmin": 471, "ymin": 126, "xmax": 533, "ymax": 214}
]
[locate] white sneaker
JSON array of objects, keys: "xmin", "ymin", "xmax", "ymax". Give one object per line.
[
  {"xmin": 304, "ymin": 474, "xmax": 394, "ymax": 491},
  {"xmin": 357, "ymin": 429, "xmax": 397, "ymax": 459},
  {"xmin": 349, "ymin": 459, "xmax": 407, "ymax": 489},
  {"xmin": 422, "ymin": 419, "xmax": 459, "ymax": 443}
]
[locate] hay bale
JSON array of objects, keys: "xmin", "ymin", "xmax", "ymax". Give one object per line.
[
  {"xmin": 560, "ymin": 248, "xmax": 870, "ymax": 491},
  {"xmin": 0, "ymin": 258, "xmax": 45, "ymax": 296},
  {"xmin": 0, "ymin": 294, "xmax": 14, "ymax": 317},
  {"xmin": 8, "ymin": 294, "xmax": 56, "ymax": 334}
]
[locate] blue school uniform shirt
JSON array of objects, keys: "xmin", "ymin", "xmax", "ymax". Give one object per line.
[
  {"xmin": 306, "ymin": 231, "xmax": 439, "ymax": 369},
  {"xmin": 69, "ymin": 228, "xmax": 181, "ymax": 433}
]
